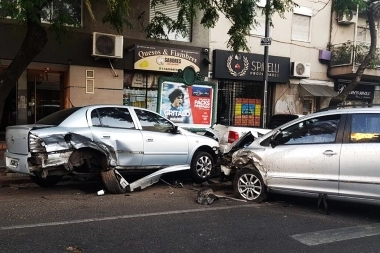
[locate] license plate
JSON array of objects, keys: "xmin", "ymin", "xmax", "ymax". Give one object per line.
[{"xmin": 9, "ymin": 158, "xmax": 19, "ymax": 167}]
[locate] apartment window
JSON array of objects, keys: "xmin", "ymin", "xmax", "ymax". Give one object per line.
[
  {"xmin": 41, "ymin": 0, "xmax": 82, "ymax": 25},
  {"xmin": 149, "ymin": 0, "xmax": 191, "ymax": 42},
  {"xmin": 292, "ymin": 6, "xmax": 312, "ymax": 42},
  {"xmin": 250, "ymin": 8, "xmax": 266, "ymax": 36}
]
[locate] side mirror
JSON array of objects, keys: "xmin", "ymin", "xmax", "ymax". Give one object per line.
[
  {"xmin": 270, "ymin": 130, "xmax": 282, "ymax": 148},
  {"xmin": 169, "ymin": 125, "xmax": 179, "ymax": 134}
]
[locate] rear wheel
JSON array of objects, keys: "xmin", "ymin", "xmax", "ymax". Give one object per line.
[
  {"xmin": 101, "ymin": 169, "xmax": 128, "ymax": 194},
  {"xmin": 233, "ymin": 169, "xmax": 267, "ymax": 202},
  {"xmin": 29, "ymin": 175, "xmax": 63, "ymax": 188},
  {"xmin": 190, "ymin": 151, "xmax": 214, "ymax": 183}
]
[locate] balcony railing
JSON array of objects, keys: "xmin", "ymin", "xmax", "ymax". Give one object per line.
[{"xmin": 330, "ymin": 41, "xmax": 380, "ymax": 68}]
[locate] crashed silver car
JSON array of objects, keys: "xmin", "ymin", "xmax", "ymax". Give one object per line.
[
  {"xmin": 220, "ymin": 107, "xmax": 380, "ymax": 205},
  {"xmin": 5, "ymin": 105, "xmax": 219, "ymax": 193}
]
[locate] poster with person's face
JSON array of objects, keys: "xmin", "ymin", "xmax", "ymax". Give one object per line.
[{"xmin": 159, "ymin": 81, "xmax": 213, "ymax": 128}]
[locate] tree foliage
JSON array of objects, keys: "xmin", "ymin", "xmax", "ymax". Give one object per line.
[{"xmin": 0, "ymin": 0, "xmax": 296, "ymax": 127}]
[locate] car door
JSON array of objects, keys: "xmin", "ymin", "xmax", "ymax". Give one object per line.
[
  {"xmin": 133, "ymin": 108, "xmax": 189, "ymax": 166},
  {"xmin": 339, "ymin": 113, "xmax": 380, "ymax": 199},
  {"xmin": 263, "ymin": 114, "xmax": 343, "ymax": 194},
  {"xmin": 89, "ymin": 107, "xmax": 143, "ymax": 166}
]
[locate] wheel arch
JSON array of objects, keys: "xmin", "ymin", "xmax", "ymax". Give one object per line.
[{"xmin": 191, "ymin": 145, "xmax": 218, "ymax": 163}]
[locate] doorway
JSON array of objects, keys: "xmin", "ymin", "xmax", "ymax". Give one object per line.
[{"xmin": 27, "ymin": 70, "xmax": 62, "ymax": 123}]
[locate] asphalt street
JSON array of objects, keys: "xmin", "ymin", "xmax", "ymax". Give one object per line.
[{"xmin": 1, "ymin": 176, "xmax": 380, "ymax": 253}]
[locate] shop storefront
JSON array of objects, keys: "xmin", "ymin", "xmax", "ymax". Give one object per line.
[
  {"xmin": 212, "ymin": 50, "xmax": 290, "ymax": 127},
  {"xmin": 335, "ymin": 79, "xmax": 376, "ymax": 105},
  {"xmin": 123, "ymin": 44, "xmax": 210, "ymax": 116}
]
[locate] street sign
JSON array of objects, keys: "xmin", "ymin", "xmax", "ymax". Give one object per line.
[{"xmin": 260, "ymin": 37, "xmax": 272, "ymax": 46}]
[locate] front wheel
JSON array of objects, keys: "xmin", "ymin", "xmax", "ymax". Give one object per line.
[
  {"xmin": 29, "ymin": 175, "xmax": 63, "ymax": 188},
  {"xmin": 233, "ymin": 169, "xmax": 267, "ymax": 202},
  {"xmin": 190, "ymin": 151, "xmax": 214, "ymax": 183},
  {"xmin": 101, "ymin": 169, "xmax": 128, "ymax": 194}
]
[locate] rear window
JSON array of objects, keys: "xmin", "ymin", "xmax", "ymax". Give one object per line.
[{"xmin": 36, "ymin": 107, "xmax": 82, "ymax": 126}]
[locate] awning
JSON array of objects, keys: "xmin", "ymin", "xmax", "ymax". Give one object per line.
[{"xmin": 299, "ymin": 84, "xmax": 338, "ymax": 97}]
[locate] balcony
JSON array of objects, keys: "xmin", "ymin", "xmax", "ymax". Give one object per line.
[{"xmin": 329, "ymin": 41, "xmax": 380, "ymax": 81}]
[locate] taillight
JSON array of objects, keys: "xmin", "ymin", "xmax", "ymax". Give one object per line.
[{"xmin": 227, "ymin": 131, "xmax": 239, "ymax": 143}]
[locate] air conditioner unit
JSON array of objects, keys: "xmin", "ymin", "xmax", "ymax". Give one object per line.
[
  {"xmin": 92, "ymin": 32, "xmax": 123, "ymax": 58},
  {"xmin": 291, "ymin": 62, "xmax": 311, "ymax": 78},
  {"xmin": 337, "ymin": 10, "xmax": 356, "ymax": 25}
]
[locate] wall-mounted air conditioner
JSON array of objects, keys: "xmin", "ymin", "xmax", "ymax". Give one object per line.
[
  {"xmin": 92, "ymin": 32, "xmax": 123, "ymax": 58},
  {"xmin": 337, "ymin": 10, "xmax": 356, "ymax": 25},
  {"xmin": 291, "ymin": 62, "xmax": 311, "ymax": 78}
]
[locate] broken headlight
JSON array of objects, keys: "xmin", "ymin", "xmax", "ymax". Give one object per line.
[{"xmin": 29, "ymin": 134, "xmax": 46, "ymax": 153}]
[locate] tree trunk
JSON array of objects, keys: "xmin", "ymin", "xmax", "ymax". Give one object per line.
[
  {"xmin": 329, "ymin": 5, "xmax": 377, "ymax": 107},
  {"xmin": 0, "ymin": 19, "xmax": 48, "ymax": 128}
]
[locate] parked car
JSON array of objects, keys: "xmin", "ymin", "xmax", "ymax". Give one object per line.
[
  {"xmin": 267, "ymin": 113, "xmax": 304, "ymax": 129},
  {"xmin": 212, "ymin": 114, "xmax": 302, "ymax": 153},
  {"xmin": 5, "ymin": 105, "xmax": 219, "ymax": 193},
  {"xmin": 219, "ymin": 106, "xmax": 380, "ymax": 205}
]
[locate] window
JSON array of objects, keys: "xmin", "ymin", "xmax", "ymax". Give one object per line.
[
  {"xmin": 250, "ymin": 8, "xmax": 266, "ymax": 36},
  {"xmin": 41, "ymin": 0, "xmax": 82, "ymax": 26},
  {"xmin": 135, "ymin": 109, "xmax": 173, "ymax": 133},
  {"xmin": 278, "ymin": 115, "xmax": 341, "ymax": 145},
  {"xmin": 291, "ymin": 7, "xmax": 312, "ymax": 42},
  {"xmin": 149, "ymin": 0, "xmax": 191, "ymax": 42},
  {"xmin": 91, "ymin": 107, "xmax": 135, "ymax": 129},
  {"xmin": 350, "ymin": 114, "xmax": 380, "ymax": 143}
]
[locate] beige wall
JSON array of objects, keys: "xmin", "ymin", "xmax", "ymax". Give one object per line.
[{"xmin": 67, "ymin": 65, "xmax": 123, "ymax": 107}]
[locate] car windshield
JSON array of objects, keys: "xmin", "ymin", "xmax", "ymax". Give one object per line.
[{"xmin": 36, "ymin": 107, "xmax": 82, "ymax": 125}]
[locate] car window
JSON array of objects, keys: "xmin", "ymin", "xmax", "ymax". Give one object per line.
[
  {"xmin": 91, "ymin": 107, "xmax": 135, "ymax": 129},
  {"xmin": 350, "ymin": 113, "xmax": 380, "ymax": 143},
  {"xmin": 36, "ymin": 107, "xmax": 82, "ymax": 125},
  {"xmin": 278, "ymin": 114, "xmax": 341, "ymax": 145},
  {"xmin": 134, "ymin": 109, "xmax": 173, "ymax": 133}
]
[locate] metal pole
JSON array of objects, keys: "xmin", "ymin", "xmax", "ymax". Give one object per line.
[{"xmin": 262, "ymin": 0, "xmax": 271, "ymax": 128}]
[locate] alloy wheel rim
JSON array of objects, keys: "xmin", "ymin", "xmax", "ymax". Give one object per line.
[
  {"xmin": 237, "ymin": 173, "xmax": 262, "ymax": 200},
  {"xmin": 196, "ymin": 156, "xmax": 212, "ymax": 178}
]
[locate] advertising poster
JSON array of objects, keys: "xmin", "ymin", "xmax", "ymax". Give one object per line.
[
  {"xmin": 234, "ymin": 98, "xmax": 261, "ymax": 126},
  {"xmin": 160, "ymin": 81, "xmax": 213, "ymax": 128}
]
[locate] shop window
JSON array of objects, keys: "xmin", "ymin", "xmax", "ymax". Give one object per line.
[
  {"xmin": 291, "ymin": 7, "xmax": 312, "ymax": 42},
  {"xmin": 217, "ymin": 81, "xmax": 263, "ymax": 127},
  {"xmin": 149, "ymin": 0, "xmax": 191, "ymax": 42},
  {"xmin": 123, "ymin": 72, "xmax": 172, "ymax": 111}
]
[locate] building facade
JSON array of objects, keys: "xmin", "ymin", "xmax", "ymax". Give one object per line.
[{"xmin": 209, "ymin": 0, "xmax": 380, "ymax": 127}]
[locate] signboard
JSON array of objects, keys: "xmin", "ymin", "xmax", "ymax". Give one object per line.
[
  {"xmin": 335, "ymin": 81, "xmax": 375, "ymax": 100},
  {"xmin": 159, "ymin": 81, "xmax": 214, "ymax": 128},
  {"xmin": 260, "ymin": 37, "xmax": 271, "ymax": 46},
  {"xmin": 212, "ymin": 50, "xmax": 290, "ymax": 83},
  {"xmin": 134, "ymin": 45, "xmax": 201, "ymax": 73}
]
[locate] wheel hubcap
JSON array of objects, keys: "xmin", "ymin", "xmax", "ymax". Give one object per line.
[
  {"xmin": 196, "ymin": 156, "xmax": 212, "ymax": 178},
  {"xmin": 237, "ymin": 173, "xmax": 262, "ymax": 200}
]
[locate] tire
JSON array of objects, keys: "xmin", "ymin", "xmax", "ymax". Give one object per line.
[
  {"xmin": 29, "ymin": 175, "xmax": 63, "ymax": 188},
  {"xmin": 190, "ymin": 151, "xmax": 214, "ymax": 183},
  {"xmin": 233, "ymin": 169, "xmax": 267, "ymax": 202},
  {"xmin": 101, "ymin": 169, "xmax": 128, "ymax": 194}
]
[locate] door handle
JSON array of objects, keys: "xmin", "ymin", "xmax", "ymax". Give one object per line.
[
  {"xmin": 146, "ymin": 137, "xmax": 153, "ymax": 142},
  {"xmin": 323, "ymin": 150, "xmax": 337, "ymax": 156},
  {"xmin": 102, "ymin": 135, "xmax": 110, "ymax": 139}
]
